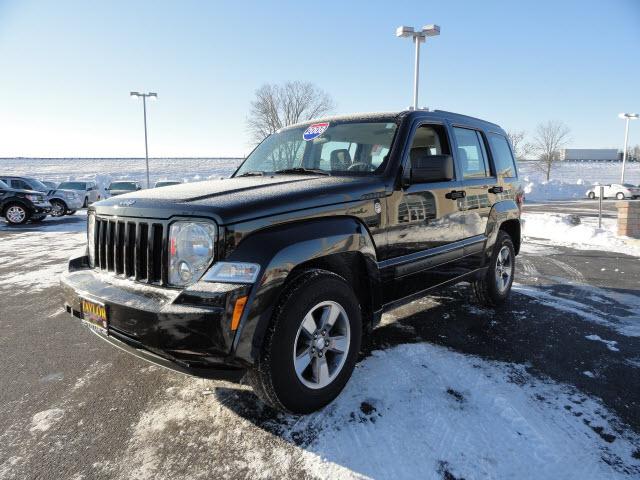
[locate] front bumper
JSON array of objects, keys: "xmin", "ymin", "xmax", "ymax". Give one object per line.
[
  {"xmin": 32, "ymin": 202, "xmax": 52, "ymax": 215},
  {"xmin": 63, "ymin": 197, "xmax": 84, "ymax": 210},
  {"xmin": 61, "ymin": 255, "xmax": 250, "ymax": 381}
]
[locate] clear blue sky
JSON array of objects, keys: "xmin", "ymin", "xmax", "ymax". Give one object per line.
[{"xmin": 0, "ymin": 0, "xmax": 638, "ymax": 157}]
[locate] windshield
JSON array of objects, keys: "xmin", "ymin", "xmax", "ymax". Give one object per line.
[
  {"xmin": 0, "ymin": 180, "xmax": 8, "ymax": 189},
  {"xmin": 235, "ymin": 121, "xmax": 398, "ymax": 176},
  {"xmin": 59, "ymin": 181, "xmax": 86, "ymax": 190},
  {"xmin": 622, "ymin": 183, "xmax": 636, "ymax": 188},
  {"xmin": 110, "ymin": 182, "xmax": 138, "ymax": 190},
  {"xmin": 155, "ymin": 181, "xmax": 180, "ymax": 187},
  {"xmin": 23, "ymin": 178, "xmax": 50, "ymax": 191}
]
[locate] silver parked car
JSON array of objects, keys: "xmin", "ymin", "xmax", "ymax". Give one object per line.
[
  {"xmin": 586, "ymin": 183, "xmax": 640, "ymax": 200},
  {"xmin": 0, "ymin": 176, "xmax": 84, "ymax": 217},
  {"xmin": 57, "ymin": 180, "xmax": 101, "ymax": 207}
]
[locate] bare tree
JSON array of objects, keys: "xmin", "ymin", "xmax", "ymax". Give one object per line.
[
  {"xmin": 506, "ymin": 130, "xmax": 533, "ymax": 161},
  {"xmin": 247, "ymin": 81, "xmax": 335, "ymax": 142},
  {"xmin": 532, "ymin": 120, "xmax": 571, "ymax": 181}
]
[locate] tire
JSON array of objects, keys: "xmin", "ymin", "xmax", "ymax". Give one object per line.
[
  {"xmin": 616, "ymin": 192, "xmax": 625, "ymax": 200},
  {"xmin": 587, "ymin": 192, "xmax": 595, "ymax": 200},
  {"xmin": 4, "ymin": 203, "xmax": 30, "ymax": 225},
  {"xmin": 50, "ymin": 199, "xmax": 67, "ymax": 217},
  {"xmin": 248, "ymin": 269, "xmax": 362, "ymax": 413},
  {"xmin": 83, "ymin": 197, "xmax": 88, "ymax": 208},
  {"xmin": 472, "ymin": 231, "xmax": 515, "ymax": 307}
]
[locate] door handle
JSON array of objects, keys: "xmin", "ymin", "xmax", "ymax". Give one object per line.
[
  {"xmin": 488, "ymin": 186, "xmax": 503, "ymax": 194},
  {"xmin": 445, "ymin": 190, "xmax": 466, "ymax": 200}
]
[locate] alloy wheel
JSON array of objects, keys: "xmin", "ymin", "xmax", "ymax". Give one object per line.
[
  {"xmin": 495, "ymin": 246, "xmax": 513, "ymax": 294},
  {"xmin": 292, "ymin": 300, "xmax": 351, "ymax": 389},
  {"xmin": 6, "ymin": 206, "xmax": 26, "ymax": 224}
]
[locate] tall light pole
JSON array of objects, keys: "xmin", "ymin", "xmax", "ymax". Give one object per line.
[
  {"xmin": 130, "ymin": 91, "xmax": 158, "ymax": 188},
  {"xmin": 396, "ymin": 24, "xmax": 440, "ymax": 110},
  {"xmin": 619, "ymin": 112, "xmax": 638, "ymax": 184}
]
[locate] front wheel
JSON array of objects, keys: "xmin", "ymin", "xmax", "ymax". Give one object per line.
[
  {"xmin": 587, "ymin": 192, "xmax": 595, "ymax": 199},
  {"xmin": 248, "ymin": 270, "xmax": 362, "ymax": 413},
  {"xmin": 4, "ymin": 204, "xmax": 30, "ymax": 225},
  {"xmin": 616, "ymin": 192, "xmax": 625, "ymax": 200},
  {"xmin": 50, "ymin": 199, "xmax": 67, "ymax": 217},
  {"xmin": 471, "ymin": 231, "xmax": 515, "ymax": 306}
]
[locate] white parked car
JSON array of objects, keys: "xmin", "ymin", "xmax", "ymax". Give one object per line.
[{"xmin": 586, "ymin": 183, "xmax": 640, "ymax": 200}]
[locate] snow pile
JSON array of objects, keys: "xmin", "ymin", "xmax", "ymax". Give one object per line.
[
  {"xmin": 523, "ymin": 177, "xmax": 588, "ymax": 202},
  {"xmin": 522, "ymin": 212, "xmax": 640, "ymax": 256},
  {"xmin": 518, "ymin": 161, "xmax": 640, "ymax": 202}
]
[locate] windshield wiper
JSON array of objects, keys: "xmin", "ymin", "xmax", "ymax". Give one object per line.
[
  {"xmin": 274, "ymin": 167, "xmax": 330, "ymax": 176},
  {"xmin": 237, "ymin": 171, "xmax": 265, "ymax": 177}
]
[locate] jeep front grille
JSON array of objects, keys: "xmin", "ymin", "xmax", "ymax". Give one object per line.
[{"xmin": 93, "ymin": 217, "xmax": 166, "ymax": 284}]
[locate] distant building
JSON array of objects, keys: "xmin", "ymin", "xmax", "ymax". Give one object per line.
[{"xmin": 559, "ymin": 148, "xmax": 618, "ymax": 161}]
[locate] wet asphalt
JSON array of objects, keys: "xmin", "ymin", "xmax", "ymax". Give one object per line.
[{"xmin": 0, "ymin": 208, "xmax": 639, "ymax": 479}]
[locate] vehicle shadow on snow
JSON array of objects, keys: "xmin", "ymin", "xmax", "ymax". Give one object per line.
[{"xmin": 215, "ymin": 283, "xmax": 640, "ymax": 450}]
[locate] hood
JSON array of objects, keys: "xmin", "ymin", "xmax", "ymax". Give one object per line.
[{"xmin": 95, "ymin": 174, "xmax": 387, "ymax": 224}]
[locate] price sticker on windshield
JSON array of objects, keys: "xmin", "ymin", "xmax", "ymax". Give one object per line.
[{"xmin": 303, "ymin": 122, "xmax": 329, "ymax": 141}]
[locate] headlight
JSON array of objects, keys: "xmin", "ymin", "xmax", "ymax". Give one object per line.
[
  {"xmin": 26, "ymin": 194, "xmax": 43, "ymax": 202},
  {"xmin": 204, "ymin": 262, "xmax": 261, "ymax": 284},
  {"xmin": 87, "ymin": 213, "xmax": 96, "ymax": 267},
  {"xmin": 168, "ymin": 221, "xmax": 217, "ymax": 286},
  {"xmin": 65, "ymin": 192, "xmax": 78, "ymax": 199}
]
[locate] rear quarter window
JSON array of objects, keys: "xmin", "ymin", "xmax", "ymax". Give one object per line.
[{"xmin": 488, "ymin": 134, "xmax": 517, "ymax": 177}]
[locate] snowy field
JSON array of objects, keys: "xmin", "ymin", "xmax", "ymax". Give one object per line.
[
  {"xmin": 519, "ymin": 161, "xmax": 640, "ymax": 202},
  {"xmin": 2, "ymin": 157, "xmax": 639, "ymax": 202}
]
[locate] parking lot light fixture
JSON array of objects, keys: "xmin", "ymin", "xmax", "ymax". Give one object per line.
[
  {"xmin": 396, "ymin": 24, "xmax": 440, "ymax": 110},
  {"xmin": 130, "ymin": 92, "xmax": 158, "ymax": 188},
  {"xmin": 619, "ymin": 112, "xmax": 638, "ymax": 184}
]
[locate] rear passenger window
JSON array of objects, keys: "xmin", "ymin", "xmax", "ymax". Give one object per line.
[
  {"xmin": 488, "ymin": 134, "xmax": 517, "ymax": 177},
  {"xmin": 11, "ymin": 179, "xmax": 31, "ymax": 190},
  {"xmin": 453, "ymin": 127, "xmax": 490, "ymax": 179}
]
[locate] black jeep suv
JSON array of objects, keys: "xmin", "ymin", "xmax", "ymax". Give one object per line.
[
  {"xmin": 61, "ymin": 110, "xmax": 523, "ymax": 413},
  {"xmin": 0, "ymin": 179, "xmax": 51, "ymax": 225}
]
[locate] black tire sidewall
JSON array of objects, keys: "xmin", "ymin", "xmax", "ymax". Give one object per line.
[
  {"xmin": 267, "ymin": 273, "xmax": 362, "ymax": 413},
  {"xmin": 486, "ymin": 232, "xmax": 515, "ymax": 303}
]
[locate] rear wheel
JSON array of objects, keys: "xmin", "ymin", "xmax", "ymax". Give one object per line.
[
  {"xmin": 616, "ymin": 192, "xmax": 625, "ymax": 200},
  {"xmin": 248, "ymin": 270, "xmax": 362, "ymax": 413},
  {"xmin": 472, "ymin": 231, "xmax": 515, "ymax": 307},
  {"xmin": 50, "ymin": 199, "xmax": 67, "ymax": 217},
  {"xmin": 4, "ymin": 204, "xmax": 29, "ymax": 225}
]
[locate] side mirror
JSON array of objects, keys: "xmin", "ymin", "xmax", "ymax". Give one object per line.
[{"xmin": 410, "ymin": 154, "xmax": 454, "ymax": 183}]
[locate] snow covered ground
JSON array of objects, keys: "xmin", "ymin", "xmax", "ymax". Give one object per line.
[
  {"xmin": 522, "ymin": 211, "xmax": 640, "ymax": 257},
  {"xmin": 519, "ymin": 161, "xmax": 640, "ymax": 202}
]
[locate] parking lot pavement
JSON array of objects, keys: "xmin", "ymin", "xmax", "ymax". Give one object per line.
[{"xmin": 1, "ymin": 216, "xmax": 639, "ymax": 479}]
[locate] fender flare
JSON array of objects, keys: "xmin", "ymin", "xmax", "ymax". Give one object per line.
[
  {"xmin": 226, "ymin": 216, "xmax": 379, "ymax": 364},
  {"xmin": 483, "ymin": 200, "xmax": 521, "ymax": 264}
]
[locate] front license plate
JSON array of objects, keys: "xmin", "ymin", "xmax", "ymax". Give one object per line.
[{"xmin": 81, "ymin": 298, "xmax": 108, "ymax": 334}]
